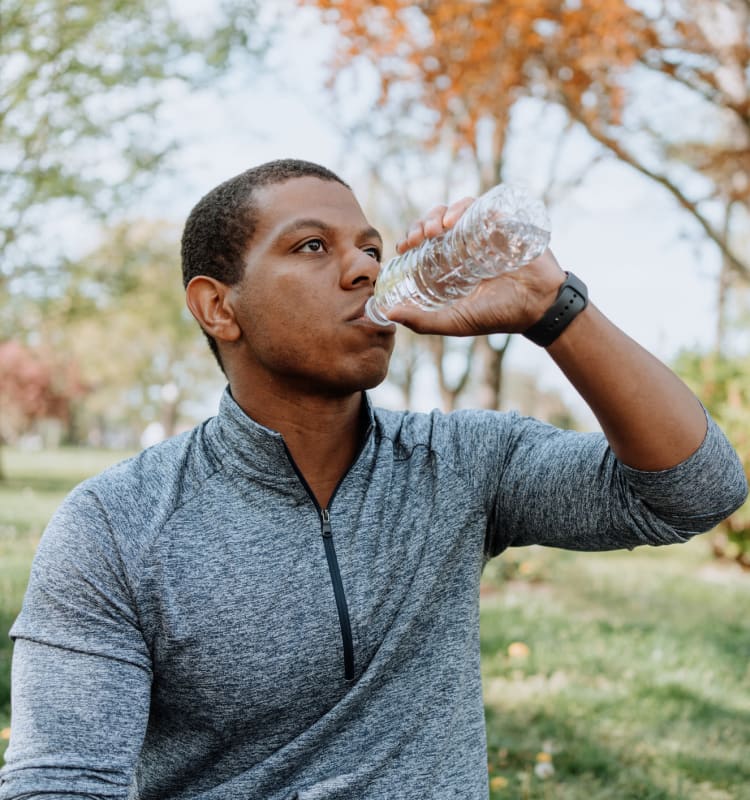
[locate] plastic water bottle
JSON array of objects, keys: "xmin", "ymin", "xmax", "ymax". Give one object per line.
[{"xmin": 365, "ymin": 183, "xmax": 551, "ymax": 325}]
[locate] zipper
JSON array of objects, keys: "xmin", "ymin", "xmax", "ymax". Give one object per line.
[
  {"xmin": 320, "ymin": 508, "xmax": 355, "ymax": 681},
  {"xmin": 281, "ymin": 423, "xmax": 372, "ymax": 682}
]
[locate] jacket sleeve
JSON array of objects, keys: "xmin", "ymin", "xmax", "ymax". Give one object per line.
[
  {"xmin": 436, "ymin": 408, "xmax": 747, "ymax": 557},
  {"xmin": 0, "ymin": 487, "xmax": 151, "ymax": 799}
]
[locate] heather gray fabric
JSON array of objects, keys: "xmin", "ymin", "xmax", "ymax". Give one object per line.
[{"xmin": 1, "ymin": 389, "xmax": 746, "ymax": 800}]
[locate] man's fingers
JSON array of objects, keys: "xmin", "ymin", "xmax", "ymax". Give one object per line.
[
  {"xmin": 443, "ymin": 197, "xmax": 474, "ymax": 227},
  {"xmin": 397, "ymin": 204, "xmax": 447, "ymax": 252},
  {"xmin": 396, "ymin": 198, "xmax": 475, "ymax": 254},
  {"xmin": 421, "ymin": 204, "xmax": 449, "ymax": 238}
]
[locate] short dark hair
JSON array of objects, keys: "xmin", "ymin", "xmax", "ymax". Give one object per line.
[{"xmin": 181, "ymin": 158, "xmax": 350, "ymax": 373}]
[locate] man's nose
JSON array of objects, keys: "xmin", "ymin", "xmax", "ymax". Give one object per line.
[{"xmin": 341, "ymin": 248, "xmax": 381, "ymax": 288}]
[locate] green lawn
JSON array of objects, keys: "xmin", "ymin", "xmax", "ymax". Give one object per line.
[
  {"xmin": 1, "ymin": 448, "xmax": 749, "ymax": 799},
  {"xmin": 480, "ymin": 546, "xmax": 750, "ymax": 799}
]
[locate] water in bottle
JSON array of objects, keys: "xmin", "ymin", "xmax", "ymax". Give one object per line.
[{"xmin": 365, "ymin": 183, "xmax": 551, "ymax": 325}]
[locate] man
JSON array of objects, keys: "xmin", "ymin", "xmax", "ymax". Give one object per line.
[{"xmin": 1, "ymin": 159, "xmax": 746, "ymax": 800}]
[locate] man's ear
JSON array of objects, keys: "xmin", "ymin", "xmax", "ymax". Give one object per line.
[{"xmin": 185, "ymin": 276, "xmax": 242, "ymax": 344}]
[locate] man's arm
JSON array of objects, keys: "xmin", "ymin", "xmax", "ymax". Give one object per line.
[
  {"xmin": 392, "ymin": 199, "xmax": 746, "ymax": 553},
  {"xmin": 391, "ymin": 200, "xmax": 707, "ymax": 472},
  {"xmin": 1, "ymin": 641, "xmax": 151, "ymax": 800},
  {"xmin": 0, "ymin": 487, "xmax": 152, "ymax": 799},
  {"xmin": 545, "ymin": 299, "xmax": 705, "ymax": 471}
]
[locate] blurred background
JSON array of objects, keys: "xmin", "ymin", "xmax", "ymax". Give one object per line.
[{"xmin": 1, "ymin": 1, "xmax": 749, "ymax": 796}]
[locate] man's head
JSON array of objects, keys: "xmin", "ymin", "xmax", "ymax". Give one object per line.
[
  {"xmin": 182, "ymin": 159, "xmax": 395, "ymax": 395},
  {"xmin": 181, "ymin": 159, "xmax": 350, "ymax": 373}
]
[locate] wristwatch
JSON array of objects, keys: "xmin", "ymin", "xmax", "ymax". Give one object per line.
[{"xmin": 522, "ymin": 272, "xmax": 589, "ymax": 347}]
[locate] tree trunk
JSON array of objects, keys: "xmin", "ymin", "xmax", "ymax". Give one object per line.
[
  {"xmin": 162, "ymin": 399, "xmax": 180, "ymax": 439},
  {"xmin": 715, "ymin": 201, "xmax": 737, "ymax": 354},
  {"xmin": 475, "ymin": 335, "xmax": 513, "ymax": 410},
  {"xmin": 388, "ymin": 328, "xmax": 421, "ymax": 408},
  {"xmin": 427, "ymin": 335, "xmax": 478, "ymax": 411}
]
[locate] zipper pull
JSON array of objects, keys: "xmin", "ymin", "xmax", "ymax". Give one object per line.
[{"xmin": 320, "ymin": 508, "xmax": 332, "ymax": 538}]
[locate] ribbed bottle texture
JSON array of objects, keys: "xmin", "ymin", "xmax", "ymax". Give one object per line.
[{"xmin": 365, "ymin": 184, "xmax": 551, "ymax": 325}]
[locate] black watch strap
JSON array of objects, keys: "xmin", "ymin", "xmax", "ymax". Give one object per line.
[{"xmin": 522, "ymin": 271, "xmax": 588, "ymax": 347}]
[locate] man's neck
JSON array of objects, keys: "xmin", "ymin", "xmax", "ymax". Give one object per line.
[{"xmin": 229, "ymin": 379, "xmax": 367, "ymax": 509}]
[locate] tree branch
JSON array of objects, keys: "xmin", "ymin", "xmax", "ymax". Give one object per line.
[
  {"xmin": 561, "ymin": 98, "xmax": 750, "ymax": 279},
  {"xmin": 637, "ymin": 56, "xmax": 750, "ymax": 134}
]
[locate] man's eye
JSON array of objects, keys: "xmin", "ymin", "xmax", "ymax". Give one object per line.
[
  {"xmin": 363, "ymin": 246, "xmax": 381, "ymax": 261},
  {"xmin": 298, "ymin": 239, "xmax": 325, "ymax": 253}
]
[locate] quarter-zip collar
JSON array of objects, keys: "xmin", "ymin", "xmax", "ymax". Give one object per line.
[
  {"xmin": 205, "ymin": 386, "xmax": 375, "ymax": 683},
  {"xmin": 205, "ymin": 387, "xmax": 376, "ymax": 479}
]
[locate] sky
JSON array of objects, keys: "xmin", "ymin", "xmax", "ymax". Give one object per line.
[{"xmin": 148, "ymin": 3, "xmax": 724, "ymax": 425}]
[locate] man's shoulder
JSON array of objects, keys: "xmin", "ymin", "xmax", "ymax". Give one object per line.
[{"xmin": 70, "ymin": 421, "xmax": 222, "ymax": 538}]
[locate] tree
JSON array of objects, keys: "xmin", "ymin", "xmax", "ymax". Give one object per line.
[
  {"xmin": 39, "ymin": 219, "xmax": 222, "ymax": 446},
  {"xmin": 0, "ymin": 340, "xmax": 86, "ymax": 477},
  {"xmin": 0, "ymin": 0, "xmax": 269, "ymax": 335},
  {"xmin": 301, "ymin": 0, "xmax": 748, "ymax": 277},
  {"xmin": 550, "ymin": 0, "xmax": 749, "ymax": 277}
]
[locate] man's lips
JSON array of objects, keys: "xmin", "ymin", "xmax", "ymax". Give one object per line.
[
  {"xmin": 346, "ymin": 300, "xmax": 396, "ymax": 329},
  {"xmin": 346, "ymin": 299, "xmax": 374, "ymax": 322}
]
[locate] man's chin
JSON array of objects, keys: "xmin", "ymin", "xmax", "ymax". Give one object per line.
[
  {"xmin": 324, "ymin": 363, "xmax": 391, "ymax": 397},
  {"xmin": 360, "ymin": 358, "xmax": 393, "ymax": 391}
]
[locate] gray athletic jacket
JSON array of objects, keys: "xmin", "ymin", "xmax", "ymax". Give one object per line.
[{"xmin": 1, "ymin": 390, "xmax": 746, "ymax": 799}]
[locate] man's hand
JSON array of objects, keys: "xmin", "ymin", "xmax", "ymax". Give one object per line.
[{"xmin": 386, "ymin": 198, "xmax": 566, "ymax": 337}]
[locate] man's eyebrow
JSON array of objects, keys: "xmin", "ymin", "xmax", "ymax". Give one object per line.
[
  {"xmin": 273, "ymin": 218, "xmax": 383, "ymax": 245},
  {"xmin": 361, "ymin": 226, "xmax": 384, "ymax": 244}
]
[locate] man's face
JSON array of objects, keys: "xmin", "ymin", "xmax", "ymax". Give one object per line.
[{"xmin": 228, "ymin": 177, "xmax": 396, "ymax": 396}]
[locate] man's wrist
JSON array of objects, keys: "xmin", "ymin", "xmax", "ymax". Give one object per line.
[{"xmin": 522, "ymin": 272, "xmax": 589, "ymax": 347}]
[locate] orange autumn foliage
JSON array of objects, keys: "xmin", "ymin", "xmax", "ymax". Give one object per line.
[
  {"xmin": 301, "ymin": 1, "xmax": 654, "ymax": 141},
  {"xmin": 301, "ymin": 0, "xmax": 750, "ymax": 277}
]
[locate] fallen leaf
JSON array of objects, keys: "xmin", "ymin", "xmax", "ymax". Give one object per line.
[{"xmin": 507, "ymin": 641, "xmax": 530, "ymax": 658}]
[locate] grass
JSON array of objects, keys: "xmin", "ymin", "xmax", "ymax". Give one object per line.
[
  {"xmin": 1, "ymin": 449, "xmax": 749, "ymax": 798},
  {"xmin": 480, "ymin": 547, "xmax": 750, "ymax": 799}
]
